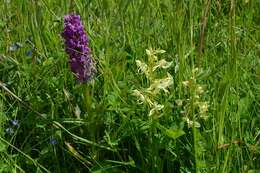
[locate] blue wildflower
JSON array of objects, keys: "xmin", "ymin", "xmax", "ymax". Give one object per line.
[
  {"xmin": 50, "ymin": 138, "xmax": 58, "ymax": 145},
  {"xmin": 5, "ymin": 127, "xmax": 14, "ymax": 134},
  {"xmin": 11, "ymin": 119, "xmax": 19, "ymax": 126},
  {"xmin": 9, "ymin": 42, "xmax": 22, "ymax": 52},
  {"xmin": 26, "ymin": 50, "xmax": 33, "ymax": 57}
]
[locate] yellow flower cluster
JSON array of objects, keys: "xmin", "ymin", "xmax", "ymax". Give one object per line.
[
  {"xmin": 133, "ymin": 48, "xmax": 173, "ymax": 118},
  {"xmin": 181, "ymin": 68, "xmax": 209, "ymax": 128}
]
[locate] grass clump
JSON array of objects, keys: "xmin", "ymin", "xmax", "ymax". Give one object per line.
[{"xmin": 0, "ymin": 0, "xmax": 259, "ymax": 172}]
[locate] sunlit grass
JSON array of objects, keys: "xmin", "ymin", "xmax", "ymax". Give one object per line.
[{"xmin": 0, "ymin": 0, "xmax": 259, "ymax": 172}]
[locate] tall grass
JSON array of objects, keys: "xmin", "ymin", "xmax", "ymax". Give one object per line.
[{"xmin": 0, "ymin": 0, "xmax": 259, "ymax": 172}]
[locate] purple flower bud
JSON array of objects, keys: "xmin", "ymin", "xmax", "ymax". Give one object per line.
[{"xmin": 61, "ymin": 14, "xmax": 96, "ymax": 83}]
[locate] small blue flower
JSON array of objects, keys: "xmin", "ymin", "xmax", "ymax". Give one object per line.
[
  {"xmin": 26, "ymin": 50, "xmax": 33, "ymax": 57},
  {"xmin": 9, "ymin": 42, "xmax": 22, "ymax": 52},
  {"xmin": 11, "ymin": 119, "xmax": 19, "ymax": 126},
  {"xmin": 5, "ymin": 127, "xmax": 14, "ymax": 134},
  {"xmin": 50, "ymin": 138, "xmax": 58, "ymax": 145}
]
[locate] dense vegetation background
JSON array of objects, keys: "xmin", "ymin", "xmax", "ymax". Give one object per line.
[{"xmin": 0, "ymin": 0, "xmax": 259, "ymax": 172}]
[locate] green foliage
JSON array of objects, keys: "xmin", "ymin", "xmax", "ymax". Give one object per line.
[{"xmin": 0, "ymin": 0, "xmax": 259, "ymax": 172}]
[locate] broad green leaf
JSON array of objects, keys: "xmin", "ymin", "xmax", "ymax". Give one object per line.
[{"xmin": 156, "ymin": 123, "xmax": 185, "ymax": 139}]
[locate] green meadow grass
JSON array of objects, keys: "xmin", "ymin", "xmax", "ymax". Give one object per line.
[{"xmin": 0, "ymin": 0, "xmax": 259, "ymax": 172}]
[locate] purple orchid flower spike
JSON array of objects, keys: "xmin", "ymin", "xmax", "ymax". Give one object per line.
[{"xmin": 61, "ymin": 14, "xmax": 96, "ymax": 83}]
